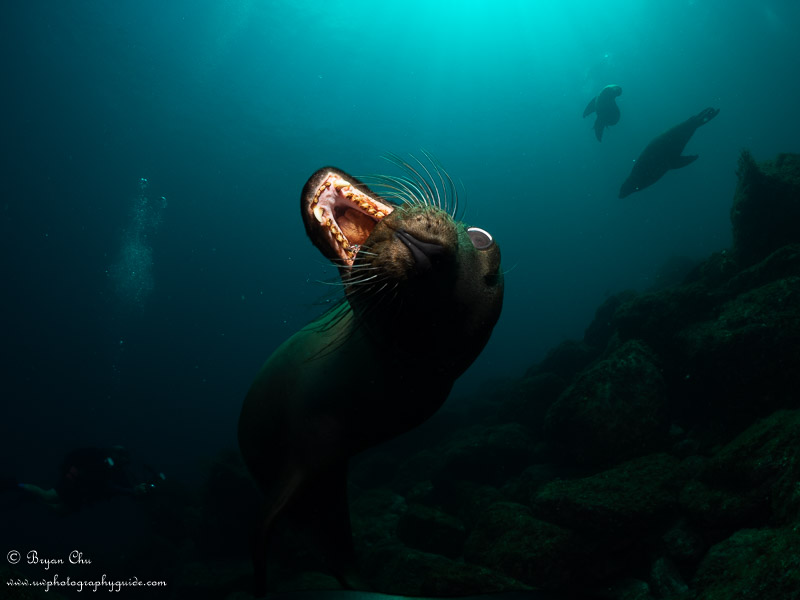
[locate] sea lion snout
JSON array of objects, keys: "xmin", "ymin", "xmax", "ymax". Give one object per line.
[{"xmin": 395, "ymin": 229, "xmax": 446, "ymax": 273}]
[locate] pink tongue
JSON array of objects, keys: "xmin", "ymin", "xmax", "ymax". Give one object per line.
[{"xmin": 339, "ymin": 209, "xmax": 375, "ymax": 245}]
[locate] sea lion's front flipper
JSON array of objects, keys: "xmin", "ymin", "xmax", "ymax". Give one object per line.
[
  {"xmin": 695, "ymin": 107, "xmax": 720, "ymax": 126},
  {"xmin": 672, "ymin": 154, "xmax": 699, "ymax": 169},
  {"xmin": 290, "ymin": 461, "xmax": 369, "ymax": 590},
  {"xmin": 583, "ymin": 97, "xmax": 596, "ymax": 117},
  {"xmin": 252, "ymin": 469, "xmax": 307, "ymax": 597}
]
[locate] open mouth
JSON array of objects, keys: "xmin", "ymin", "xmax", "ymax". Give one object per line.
[{"xmin": 309, "ymin": 172, "xmax": 395, "ymax": 266}]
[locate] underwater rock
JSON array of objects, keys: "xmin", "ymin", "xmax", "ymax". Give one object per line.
[
  {"xmin": 396, "ymin": 502, "xmax": 467, "ymax": 558},
  {"xmin": 612, "ymin": 283, "xmax": 724, "ymax": 359},
  {"xmin": 583, "ymin": 290, "xmax": 637, "ymax": 352},
  {"xmin": 661, "ymin": 518, "xmax": 706, "ymax": 563},
  {"xmin": 544, "ymin": 340, "xmax": 668, "ymax": 467},
  {"xmin": 678, "ymin": 479, "xmax": 767, "ymax": 533},
  {"xmin": 602, "ymin": 578, "xmax": 654, "ymax": 600},
  {"xmin": 500, "ymin": 462, "xmax": 562, "ymax": 507},
  {"xmin": 725, "ymin": 242, "xmax": 800, "ymax": 295},
  {"xmin": 363, "ymin": 541, "xmax": 526, "ymax": 595},
  {"xmin": 463, "ymin": 502, "xmax": 583, "ymax": 590},
  {"xmin": 691, "ymin": 527, "xmax": 800, "ymax": 599},
  {"xmin": 350, "ymin": 487, "xmax": 408, "ymax": 561},
  {"xmin": 429, "ymin": 480, "xmax": 505, "ymax": 529},
  {"xmin": 388, "ymin": 448, "xmax": 443, "ymax": 495},
  {"xmin": 700, "ymin": 409, "xmax": 800, "ymax": 525},
  {"xmin": 731, "ymin": 150, "xmax": 800, "ymax": 267},
  {"xmin": 675, "ymin": 275, "xmax": 800, "ymax": 427},
  {"xmin": 431, "ymin": 423, "xmax": 537, "ymax": 488},
  {"xmin": 648, "ymin": 556, "xmax": 688, "ymax": 598},
  {"xmin": 683, "ymin": 248, "xmax": 740, "ymax": 288},
  {"xmin": 533, "ymin": 453, "xmax": 682, "ymax": 542}
]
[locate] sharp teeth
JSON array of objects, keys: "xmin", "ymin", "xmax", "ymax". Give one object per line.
[
  {"xmin": 367, "ymin": 208, "xmax": 376, "ymax": 215},
  {"xmin": 326, "ymin": 218, "xmax": 333, "ymax": 227},
  {"xmin": 375, "ymin": 211, "xmax": 385, "ymax": 219},
  {"xmin": 334, "ymin": 180, "xmax": 348, "ymax": 190},
  {"xmin": 313, "ymin": 206, "xmax": 324, "ymax": 222}
]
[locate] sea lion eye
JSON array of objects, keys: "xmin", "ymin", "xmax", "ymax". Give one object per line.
[{"xmin": 467, "ymin": 227, "xmax": 494, "ymax": 250}]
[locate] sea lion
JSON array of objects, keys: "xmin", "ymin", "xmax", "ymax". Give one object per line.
[
  {"xmin": 583, "ymin": 84, "xmax": 622, "ymax": 142},
  {"xmin": 238, "ymin": 155, "xmax": 504, "ymax": 595},
  {"xmin": 619, "ymin": 107, "xmax": 720, "ymax": 198}
]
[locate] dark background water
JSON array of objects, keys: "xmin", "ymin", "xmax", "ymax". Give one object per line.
[{"xmin": 1, "ymin": 0, "xmax": 798, "ymax": 493}]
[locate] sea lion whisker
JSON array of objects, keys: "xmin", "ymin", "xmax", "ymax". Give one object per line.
[
  {"xmin": 409, "ymin": 152, "xmax": 443, "ymax": 210},
  {"xmin": 382, "ymin": 153, "xmax": 436, "ymax": 207},
  {"xmin": 344, "ymin": 274, "xmax": 385, "ymax": 286},
  {"xmin": 358, "ymin": 175, "xmax": 420, "ymax": 208},
  {"xmin": 368, "ymin": 173, "xmax": 427, "ymax": 208},
  {"xmin": 316, "ymin": 273, "xmax": 381, "ymax": 286},
  {"xmin": 423, "ymin": 149, "xmax": 461, "ymax": 219},
  {"xmin": 500, "ymin": 262, "xmax": 518, "ymax": 276},
  {"xmin": 346, "ymin": 277, "xmax": 393, "ymax": 296},
  {"xmin": 420, "ymin": 149, "xmax": 452, "ymax": 215}
]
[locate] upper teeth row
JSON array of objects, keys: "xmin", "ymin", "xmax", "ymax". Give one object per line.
[{"xmin": 313, "ymin": 174, "xmax": 385, "ymax": 219}]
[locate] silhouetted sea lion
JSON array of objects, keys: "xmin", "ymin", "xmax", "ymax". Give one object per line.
[
  {"xmin": 239, "ymin": 155, "xmax": 504, "ymax": 595},
  {"xmin": 583, "ymin": 84, "xmax": 622, "ymax": 142},
  {"xmin": 619, "ymin": 107, "xmax": 720, "ymax": 198}
]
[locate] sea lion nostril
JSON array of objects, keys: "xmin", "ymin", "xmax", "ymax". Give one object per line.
[{"xmin": 395, "ymin": 229, "xmax": 445, "ymax": 271}]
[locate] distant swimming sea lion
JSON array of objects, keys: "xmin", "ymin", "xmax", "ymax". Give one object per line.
[
  {"xmin": 583, "ymin": 84, "xmax": 622, "ymax": 142},
  {"xmin": 619, "ymin": 107, "xmax": 720, "ymax": 198},
  {"xmin": 238, "ymin": 156, "xmax": 504, "ymax": 594}
]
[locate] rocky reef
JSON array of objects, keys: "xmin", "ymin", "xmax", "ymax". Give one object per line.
[
  {"xmin": 342, "ymin": 150, "xmax": 800, "ymax": 599},
  {"xmin": 69, "ymin": 151, "xmax": 799, "ymax": 599}
]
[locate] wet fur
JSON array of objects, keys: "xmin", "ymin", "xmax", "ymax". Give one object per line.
[{"xmin": 239, "ymin": 159, "xmax": 504, "ymax": 595}]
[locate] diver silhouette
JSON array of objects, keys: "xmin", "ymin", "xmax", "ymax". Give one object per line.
[{"xmin": 4, "ymin": 445, "xmax": 164, "ymax": 513}]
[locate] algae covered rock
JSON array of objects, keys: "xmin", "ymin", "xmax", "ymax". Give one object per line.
[
  {"xmin": 432, "ymin": 423, "xmax": 537, "ymax": 488},
  {"xmin": 676, "ymin": 276, "xmax": 800, "ymax": 425},
  {"xmin": 544, "ymin": 340, "xmax": 668, "ymax": 467},
  {"xmin": 363, "ymin": 541, "xmax": 526, "ymax": 596},
  {"xmin": 702, "ymin": 409, "xmax": 800, "ymax": 524},
  {"xmin": 533, "ymin": 453, "xmax": 682, "ymax": 541},
  {"xmin": 731, "ymin": 150, "xmax": 800, "ymax": 267},
  {"xmin": 583, "ymin": 290, "xmax": 636, "ymax": 351},
  {"xmin": 691, "ymin": 527, "xmax": 800, "ymax": 600},
  {"xmin": 463, "ymin": 502, "xmax": 583, "ymax": 590},
  {"xmin": 396, "ymin": 502, "xmax": 467, "ymax": 558}
]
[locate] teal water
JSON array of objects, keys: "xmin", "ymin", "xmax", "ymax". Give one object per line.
[{"xmin": 1, "ymin": 0, "xmax": 798, "ymax": 479}]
